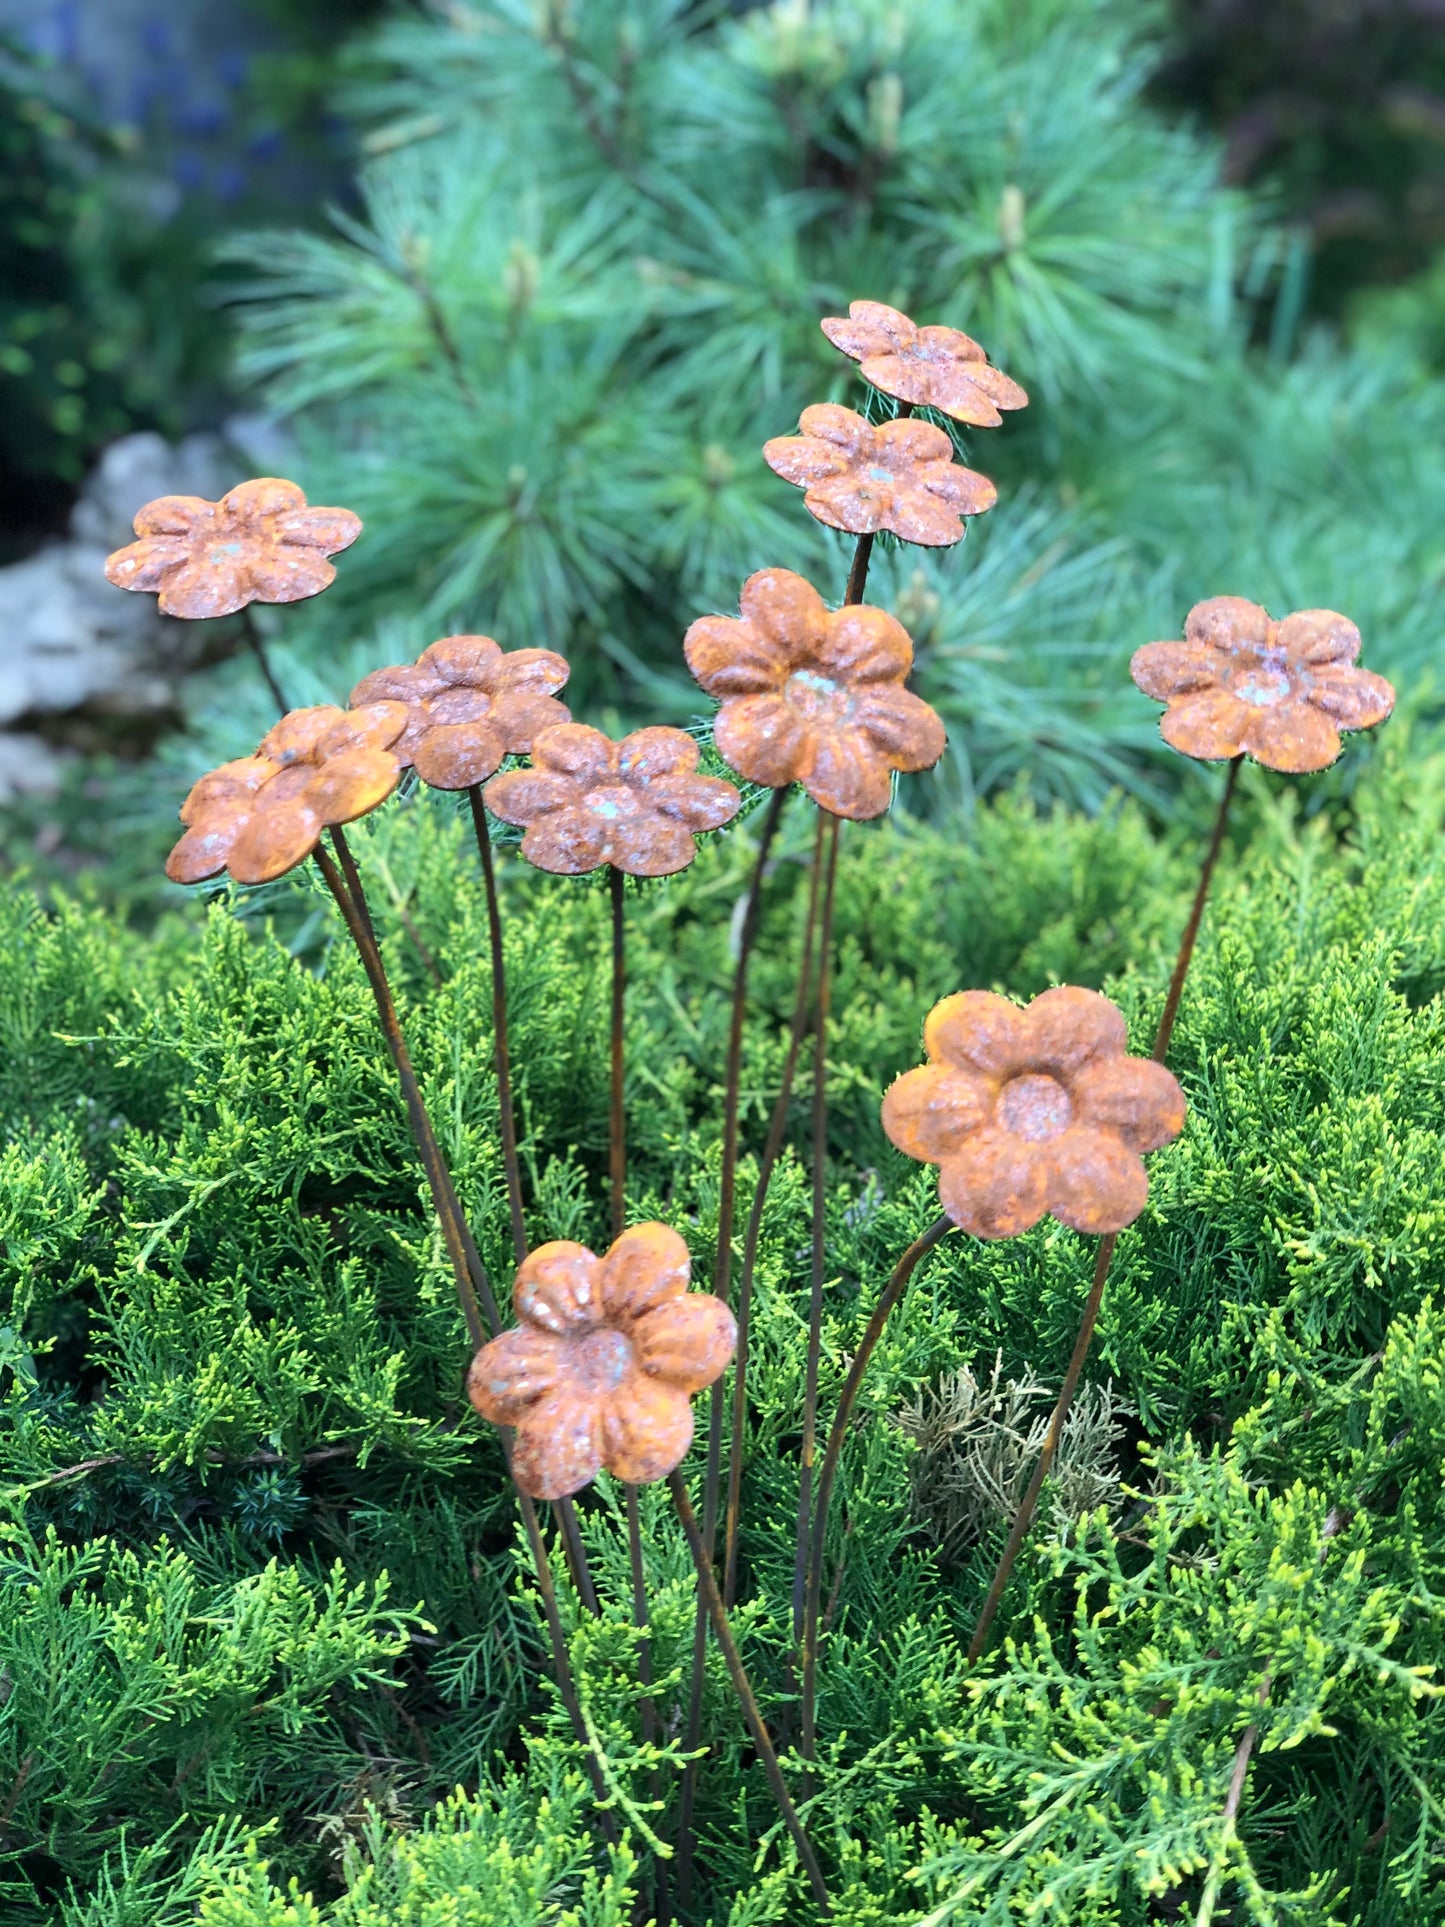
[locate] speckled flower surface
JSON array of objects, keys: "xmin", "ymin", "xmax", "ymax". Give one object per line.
[
  {"xmin": 350, "ymin": 635, "xmax": 571, "ymax": 790},
  {"xmin": 165, "ymin": 703, "xmax": 407, "ymax": 886},
  {"xmin": 763, "ymin": 404, "xmax": 995, "ymax": 546},
  {"xmin": 883, "ymin": 986, "xmax": 1185, "ymax": 1240},
  {"xmin": 105, "ymin": 478, "xmax": 361, "ymax": 620},
  {"xmin": 684, "ymin": 567, "xmax": 944, "ymax": 820},
  {"xmin": 483, "ymin": 723, "xmax": 740, "ymax": 875},
  {"xmin": 1131, "ymin": 597, "xmax": 1395, "ymax": 774},
  {"xmin": 467, "ymin": 1224, "xmax": 737, "ymax": 1499},
  {"xmin": 821, "ymin": 301, "xmax": 1028, "ymax": 427}
]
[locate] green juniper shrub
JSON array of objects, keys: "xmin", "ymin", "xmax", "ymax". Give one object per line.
[{"xmin": 3, "ymin": 714, "xmax": 1444, "ymax": 1922}]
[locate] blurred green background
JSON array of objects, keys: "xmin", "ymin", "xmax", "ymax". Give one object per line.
[{"xmin": 6, "ymin": 0, "xmax": 1445, "ymax": 895}]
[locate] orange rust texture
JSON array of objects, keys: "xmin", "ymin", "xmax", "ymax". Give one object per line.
[
  {"xmin": 105, "ymin": 478, "xmax": 361, "ymax": 619},
  {"xmin": 882, "ymin": 986, "xmax": 1186, "ymax": 1240},
  {"xmin": 1131, "ymin": 597, "xmax": 1396, "ymax": 774},
  {"xmin": 352, "ymin": 635, "xmax": 572, "ymax": 791},
  {"xmin": 467, "ymin": 1224, "xmax": 738, "ymax": 1499},
  {"xmin": 166, "ymin": 703, "xmax": 407, "ymax": 886},
  {"xmin": 763, "ymin": 404, "xmax": 996, "ymax": 546},
  {"xmin": 484, "ymin": 723, "xmax": 740, "ymax": 876},
  {"xmin": 684, "ymin": 566, "xmax": 945, "ymax": 820},
  {"xmin": 821, "ymin": 300, "xmax": 1029, "ymax": 427}
]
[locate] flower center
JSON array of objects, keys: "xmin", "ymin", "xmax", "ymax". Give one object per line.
[
  {"xmin": 1228, "ymin": 647, "xmax": 1299, "ymax": 708},
  {"xmin": 999, "ymin": 1071, "xmax": 1073, "ymax": 1142},
  {"xmin": 867, "ymin": 465, "xmax": 893, "ymax": 484},
  {"xmin": 583, "ymin": 784, "xmax": 642, "ymax": 821},
  {"xmin": 784, "ymin": 668, "xmax": 851, "ymax": 722},
  {"xmin": 570, "ymin": 1328, "xmax": 633, "ymax": 1394},
  {"xmin": 207, "ymin": 542, "xmax": 244, "ymax": 563}
]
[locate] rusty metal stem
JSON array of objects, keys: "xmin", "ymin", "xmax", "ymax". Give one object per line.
[
  {"xmin": 626, "ymin": 1479, "xmax": 666, "ymax": 1915},
  {"xmin": 966, "ymin": 1230, "xmax": 1117, "ymax": 1664},
  {"xmin": 315, "ymin": 839, "xmax": 607, "ymax": 1824},
  {"xmin": 610, "ymin": 866, "xmax": 626, "ymax": 1241},
  {"xmin": 792, "ymin": 813, "xmax": 840, "ymax": 1681},
  {"xmin": 1153, "ymin": 754, "xmax": 1242, "ymax": 1064},
  {"xmin": 724, "ymin": 806, "xmax": 828, "ymax": 1609},
  {"xmin": 468, "ymin": 786, "xmax": 528, "ymax": 1267},
  {"xmin": 676, "ymin": 783, "xmax": 791, "ymax": 1899},
  {"xmin": 315, "ymin": 836, "xmax": 492, "ymax": 1350},
  {"xmin": 964, "ymin": 755, "xmax": 1242, "ymax": 1664},
  {"xmin": 515, "ymin": 1485, "xmax": 618, "ymax": 1844},
  {"xmin": 801, "ymin": 1212, "xmax": 954, "ymax": 1757},
  {"xmin": 667, "ymin": 1471, "xmax": 831, "ymax": 1911},
  {"xmin": 240, "ymin": 605, "xmax": 289, "ymax": 715}
]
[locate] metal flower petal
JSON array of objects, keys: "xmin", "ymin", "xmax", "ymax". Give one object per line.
[
  {"xmin": 885, "ymin": 985, "xmax": 1185, "ymax": 1241},
  {"xmin": 1132, "ymin": 596, "xmax": 1395, "ymax": 774},
  {"xmin": 467, "ymin": 1227, "xmax": 737, "ymax": 1498},
  {"xmin": 165, "ymin": 702, "xmax": 407, "ymax": 886},
  {"xmin": 105, "ymin": 477, "xmax": 361, "ymax": 620},
  {"xmin": 821, "ymin": 300, "xmax": 1028, "ymax": 427},
  {"xmin": 483, "ymin": 724, "xmax": 740, "ymax": 876},
  {"xmin": 684, "ymin": 567, "xmax": 944, "ymax": 820},
  {"xmin": 764, "ymin": 405, "xmax": 996, "ymax": 547}
]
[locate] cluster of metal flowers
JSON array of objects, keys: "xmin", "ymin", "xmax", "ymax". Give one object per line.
[{"xmin": 105, "ymin": 296, "xmax": 1398, "ymax": 1502}]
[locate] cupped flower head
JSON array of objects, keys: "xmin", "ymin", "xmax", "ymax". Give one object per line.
[
  {"xmin": 467, "ymin": 1224, "xmax": 737, "ymax": 1499},
  {"xmin": 821, "ymin": 301, "xmax": 1028, "ymax": 428},
  {"xmin": 1131, "ymin": 597, "xmax": 1395, "ymax": 775},
  {"xmin": 763, "ymin": 404, "xmax": 996, "ymax": 547},
  {"xmin": 882, "ymin": 987, "xmax": 1185, "ymax": 1240},
  {"xmin": 166, "ymin": 703, "xmax": 407, "ymax": 886},
  {"xmin": 350, "ymin": 634, "xmax": 571, "ymax": 790},
  {"xmin": 104, "ymin": 478, "xmax": 361, "ymax": 620},
  {"xmin": 484, "ymin": 724, "xmax": 741, "ymax": 876},
  {"xmin": 684, "ymin": 566, "xmax": 944, "ymax": 820}
]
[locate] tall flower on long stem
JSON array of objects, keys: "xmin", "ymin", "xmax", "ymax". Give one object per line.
[{"xmin": 104, "ymin": 477, "xmax": 361, "ymax": 712}]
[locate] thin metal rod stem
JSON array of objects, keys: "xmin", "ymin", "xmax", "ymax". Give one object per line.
[
  {"xmin": 314, "ymin": 838, "xmax": 490, "ymax": 1350},
  {"xmin": 1153, "ymin": 755, "xmax": 1242, "ymax": 1063},
  {"xmin": 724, "ymin": 807, "xmax": 827, "ymax": 1608},
  {"xmin": 667, "ymin": 1471, "xmax": 831, "ymax": 1911},
  {"xmin": 676, "ymin": 784, "xmax": 791, "ymax": 1895},
  {"xmin": 802, "ymin": 1214, "xmax": 953, "ymax": 1752},
  {"xmin": 964, "ymin": 755, "xmax": 1243, "ymax": 1663},
  {"xmin": 793, "ymin": 812, "xmax": 840, "ymax": 1669},
  {"xmin": 240, "ymin": 605, "xmax": 289, "ymax": 715},
  {"xmin": 315, "ymin": 837, "xmax": 605, "ymax": 1830},
  {"xmin": 625, "ymin": 1481, "xmax": 668, "ymax": 1914},
  {"xmin": 966, "ymin": 1231, "xmax": 1116, "ymax": 1664},
  {"xmin": 843, "ymin": 533, "xmax": 875, "ymax": 608},
  {"xmin": 1193, "ymin": 1668, "xmax": 1272, "ymax": 1927},
  {"xmin": 329, "ymin": 829, "xmax": 505, "ymax": 1339},
  {"xmin": 468, "ymin": 786, "xmax": 528, "ymax": 1267},
  {"xmin": 515, "ymin": 1486, "xmax": 618, "ymax": 1843},
  {"xmin": 609, "ymin": 865, "xmax": 626, "ymax": 1241}
]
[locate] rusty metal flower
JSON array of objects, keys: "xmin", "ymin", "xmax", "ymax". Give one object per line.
[
  {"xmin": 882, "ymin": 987, "xmax": 1185, "ymax": 1240},
  {"xmin": 350, "ymin": 635, "xmax": 571, "ymax": 790},
  {"xmin": 683, "ymin": 567, "xmax": 944, "ymax": 820},
  {"xmin": 1131, "ymin": 597, "xmax": 1396, "ymax": 774},
  {"xmin": 104, "ymin": 478, "xmax": 361, "ymax": 619},
  {"xmin": 467, "ymin": 1223, "xmax": 737, "ymax": 1499},
  {"xmin": 821, "ymin": 301, "xmax": 1029, "ymax": 428},
  {"xmin": 763, "ymin": 404, "xmax": 996, "ymax": 546},
  {"xmin": 483, "ymin": 723, "xmax": 741, "ymax": 876},
  {"xmin": 165, "ymin": 702, "xmax": 408, "ymax": 886}
]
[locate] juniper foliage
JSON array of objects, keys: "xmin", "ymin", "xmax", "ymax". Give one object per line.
[
  {"xmin": 209, "ymin": 0, "xmax": 1445, "ymax": 812},
  {"xmin": 2, "ymin": 713, "xmax": 1443, "ymax": 1921}
]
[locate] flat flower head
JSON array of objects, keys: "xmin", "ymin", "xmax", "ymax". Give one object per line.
[
  {"xmin": 763, "ymin": 403, "xmax": 996, "ymax": 547},
  {"xmin": 483, "ymin": 723, "xmax": 740, "ymax": 876},
  {"xmin": 1131, "ymin": 597, "xmax": 1396, "ymax": 774},
  {"xmin": 684, "ymin": 567, "xmax": 945, "ymax": 820},
  {"xmin": 165, "ymin": 701, "xmax": 408, "ymax": 886},
  {"xmin": 466, "ymin": 1224, "xmax": 737, "ymax": 1499},
  {"xmin": 821, "ymin": 300, "xmax": 1028, "ymax": 428},
  {"xmin": 104, "ymin": 478, "xmax": 362, "ymax": 620},
  {"xmin": 882, "ymin": 986, "xmax": 1185, "ymax": 1240},
  {"xmin": 350, "ymin": 635, "xmax": 571, "ymax": 790}
]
